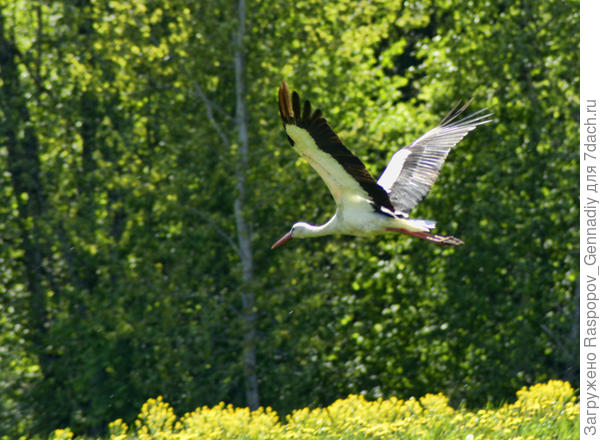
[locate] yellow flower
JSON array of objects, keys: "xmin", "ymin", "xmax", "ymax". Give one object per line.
[
  {"xmin": 49, "ymin": 429, "xmax": 74, "ymax": 440},
  {"xmin": 103, "ymin": 380, "xmax": 578, "ymax": 440},
  {"xmin": 419, "ymin": 393, "xmax": 453, "ymax": 415}
]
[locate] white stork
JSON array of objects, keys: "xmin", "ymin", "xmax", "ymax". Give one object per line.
[{"xmin": 272, "ymin": 81, "xmax": 491, "ymax": 249}]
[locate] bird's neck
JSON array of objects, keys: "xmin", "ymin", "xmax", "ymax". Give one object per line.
[{"xmin": 299, "ymin": 216, "xmax": 340, "ymax": 237}]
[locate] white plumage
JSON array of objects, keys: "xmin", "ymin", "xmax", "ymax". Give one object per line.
[{"xmin": 272, "ymin": 81, "xmax": 491, "ymax": 249}]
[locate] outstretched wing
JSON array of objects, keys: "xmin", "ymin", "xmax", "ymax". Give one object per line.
[
  {"xmin": 278, "ymin": 81, "xmax": 394, "ymax": 211},
  {"xmin": 377, "ymin": 101, "xmax": 491, "ymax": 215}
]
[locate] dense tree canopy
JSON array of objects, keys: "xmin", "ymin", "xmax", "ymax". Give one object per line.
[{"xmin": 0, "ymin": 0, "xmax": 578, "ymax": 436}]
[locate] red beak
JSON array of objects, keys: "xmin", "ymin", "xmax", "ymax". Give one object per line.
[{"xmin": 271, "ymin": 231, "xmax": 293, "ymax": 249}]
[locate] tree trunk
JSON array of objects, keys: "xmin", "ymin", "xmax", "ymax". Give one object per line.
[
  {"xmin": 233, "ymin": 0, "xmax": 259, "ymax": 410},
  {"xmin": 0, "ymin": 7, "xmax": 49, "ymax": 368}
]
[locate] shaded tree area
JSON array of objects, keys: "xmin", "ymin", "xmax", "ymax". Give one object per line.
[{"xmin": 0, "ymin": 0, "xmax": 578, "ymax": 436}]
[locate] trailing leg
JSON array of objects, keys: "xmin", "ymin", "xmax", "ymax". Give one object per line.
[{"xmin": 386, "ymin": 228, "xmax": 464, "ymax": 246}]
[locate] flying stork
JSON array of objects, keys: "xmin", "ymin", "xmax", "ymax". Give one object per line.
[{"xmin": 272, "ymin": 81, "xmax": 491, "ymax": 249}]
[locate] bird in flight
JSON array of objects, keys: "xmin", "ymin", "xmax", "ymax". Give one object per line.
[{"xmin": 272, "ymin": 81, "xmax": 491, "ymax": 249}]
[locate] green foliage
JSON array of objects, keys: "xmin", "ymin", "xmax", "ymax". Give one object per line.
[{"xmin": 0, "ymin": 0, "xmax": 578, "ymax": 437}]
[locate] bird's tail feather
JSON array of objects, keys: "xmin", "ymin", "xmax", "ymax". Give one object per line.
[{"xmin": 404, "ymin": 218, "xmax": 436, "ymax": 231}]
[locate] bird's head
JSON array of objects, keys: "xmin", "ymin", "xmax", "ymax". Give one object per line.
[{"xmin": 271, "ymin": 222, "xmax": 313, "ymax": 249}]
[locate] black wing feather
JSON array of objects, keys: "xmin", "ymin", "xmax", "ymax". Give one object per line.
[{"xmin": 278, "ymin": 81, "xmax": 394, "ymax": 212}]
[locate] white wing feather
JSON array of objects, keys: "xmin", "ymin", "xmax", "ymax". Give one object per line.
[{"xmin": 377, "ymin": 106, "xmax": 491, "ymax": 214}]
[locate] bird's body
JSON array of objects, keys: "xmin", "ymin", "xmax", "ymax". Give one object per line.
[
  {"xmin": 291, "ymin": 199, "xmax": 430, "ymax": 238},
  {"xmin": 272, "ymin": 81, "xmax": 491, "ymax": 249}
]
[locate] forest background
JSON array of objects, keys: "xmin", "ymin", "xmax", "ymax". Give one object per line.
[{"xmin": 0, "ymin": 0, "xmax": 579, "ymax": 437}]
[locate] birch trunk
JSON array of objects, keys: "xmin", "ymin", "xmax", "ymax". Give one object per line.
[{"xmin": 233, "ymin": 0, "xmax": 259, "ymax": 410}]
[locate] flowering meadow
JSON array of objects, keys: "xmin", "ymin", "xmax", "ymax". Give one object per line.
[{"xmin": 49, "ymin": 380, "xmax": 578, "ymax": 440}]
